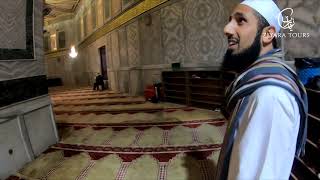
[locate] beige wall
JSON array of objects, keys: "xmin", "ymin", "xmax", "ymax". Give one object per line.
[
  {"xmin": 278, "ymin": 0, "xmax": 320, "ymax": 60},
  {"xmin": 45, "ymin": 0, "xmax": 238, "ymax": 93},
  {"xmin": 45, "ymin": 0, "xmax": 319, "ymax": 94},
  {"xmin": 44, "ymin": 0, "xmax": 320, "ymax": 94}
]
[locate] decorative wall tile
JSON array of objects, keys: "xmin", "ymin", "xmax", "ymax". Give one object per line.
[
  {"xmin": 111, "ymin": 31, "xmax": 120, "ymax": 69},
  {"xmin": 0, "ymin": 0, "xmax": 45, "ymax": 81},
  {"xmin": 44, "ymin": 0, "xmax": 241, "ymax": 93},
  {"xmin": 0, "ymin": 0, "xmax": 34, "ymax": 60},
  {"xmin": 106, "ymin": 34, "xmax": 114, "ymax": 69},
  {"xmin": 184, "ymin": 0, "xmax": 232, "ymax": 66},
  {"xmin": 161, "ymin": 1, "xmax": 186, "ymax": 64},
  {"xmin": 0, "ymin": 0, "xmax": 26, "ymax": 49},
  {"xmin": 119, "ymin": 27, "xmax": 129, "ymax": 67},
  {"xmin": 139, "ymin": 12, "xmax": 163, "ymax": 65},
  {"xmin": 126, "ymin": 21, "xmax": 140, "ymax": 67}
]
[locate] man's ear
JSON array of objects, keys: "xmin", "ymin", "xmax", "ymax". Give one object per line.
[{"xmin": 262, "ymin": 26, "xmax": 276, "ymax": 46}]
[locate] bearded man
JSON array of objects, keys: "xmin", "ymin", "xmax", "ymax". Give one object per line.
[{"xmin": 215, "ymin": 0, "xmax": 308, "ymax": 179}]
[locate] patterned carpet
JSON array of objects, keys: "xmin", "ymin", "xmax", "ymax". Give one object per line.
[{"xmin": 7, "ymin": 87, "xmax": 227, "ymax": 180}]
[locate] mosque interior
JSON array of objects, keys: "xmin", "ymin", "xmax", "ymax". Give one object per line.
[{"xmin": 0, "ymin": 0, "xmax": 319, "ymax": 179}]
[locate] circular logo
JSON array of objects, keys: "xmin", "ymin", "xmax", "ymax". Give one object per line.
[{"xmin": 278, "ymin": 8, "xmax": 295, "ymax": 31}]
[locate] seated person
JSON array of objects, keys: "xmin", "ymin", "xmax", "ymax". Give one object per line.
[{"xmin": 93, "ymin": 73, "xmax": 105, "ymax": 90}]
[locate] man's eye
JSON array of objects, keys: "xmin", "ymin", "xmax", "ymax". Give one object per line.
[{"xmin": 237, "ymin": 18, "xmax": 246, "ymax": 24}]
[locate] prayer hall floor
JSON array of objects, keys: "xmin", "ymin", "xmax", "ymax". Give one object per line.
[{"xmin": 7, "ymin": 87, "xmax": 227, "ymax": 180}]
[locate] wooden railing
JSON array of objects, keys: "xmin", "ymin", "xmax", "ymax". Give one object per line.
[{"xmin": 291, "ymin": 88, "xmax": 320, "ymax": 180}]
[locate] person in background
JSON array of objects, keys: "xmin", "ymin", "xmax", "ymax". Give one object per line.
[
  {"xmin": 215, "ymin": 0, "xmax": 308, "ymax": 179},
  {"xmin": 93, "ymin": 73, "xmax": 105, "ymax": 91}
]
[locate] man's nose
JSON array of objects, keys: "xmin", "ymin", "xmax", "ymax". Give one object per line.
[{"xmin": 224, "ymin": 21, "xmax": 235, "ymax": 37}]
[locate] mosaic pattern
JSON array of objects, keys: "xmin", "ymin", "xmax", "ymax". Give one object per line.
[
  {"xmin": 0, "ymin": 0, "xmax": 26, "ymax": 49},
  {"xmin": 0, "ymin": 0, "xmax": 34, "ymax": 60},
  {"xmin": 126, "ymin": 21, "xmax": 140, "ymax": 67},
  {"xmin": 119, "ymin": 27, "xmax": 129, "ymax": 67},
  {"xmin": 159, "ymin": 0, "xmax": 237, "ymax": 66},
  {"xmin": 161, "ymin": 2, "xmax": 185, "ymax": 64},
  {"xmin": 111, "ymin": 31, "xmax": 121, "ymax": 69},
  {"xmin": 78, "ymin": 0, "xmax": 170, "ymax": 48},
  {"xmin": 139, "ymin": 12, "xmax": 163, "ymax": 65},
  {"xmin": 184, "ymin": 0, "xmax": 230, "ymax": 66}
]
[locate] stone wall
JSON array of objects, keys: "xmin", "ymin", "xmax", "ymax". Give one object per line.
[
  {"xmin": 44, "ymin": 0, "xmax": 238, "ymax": 94},
  {"xmin": 0, "ymin": 0, "xmax": 58, "ymax": 178},
  {"xmin": 278, "ymin": 0, "xmax": 320, "ymax": 60}
]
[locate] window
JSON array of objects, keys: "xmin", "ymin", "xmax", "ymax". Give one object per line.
[{"xmin": 58, "ymin": 31, "xmax": 66, "ymax": 49}]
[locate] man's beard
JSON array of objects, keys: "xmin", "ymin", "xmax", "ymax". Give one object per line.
[{"xmin": 222, "ymin": 32, "xmax": 262, "ymax": 73}]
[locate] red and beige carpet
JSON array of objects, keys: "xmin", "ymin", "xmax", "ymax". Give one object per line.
[{"xmin": 7, "ymin": 87, "xmax": 227, "ymax": 180}]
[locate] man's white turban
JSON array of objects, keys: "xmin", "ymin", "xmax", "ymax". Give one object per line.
[{"xmin": 241, "ymin": 0, "xmax": 283, "ymax": 33}]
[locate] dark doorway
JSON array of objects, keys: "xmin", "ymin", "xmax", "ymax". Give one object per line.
[{"xmin": 99, "ymin": 46, "xmax": 108, "ymax": 80}]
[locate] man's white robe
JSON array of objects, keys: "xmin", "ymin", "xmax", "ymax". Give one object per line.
[{"xmin": 227, "ymin": 85, "xmax": 300, "ymax": 180}]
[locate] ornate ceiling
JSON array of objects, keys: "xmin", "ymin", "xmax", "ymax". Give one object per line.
[{"xmin": 44, "ymin": 0, "xmax": 81, "ymax": 22}]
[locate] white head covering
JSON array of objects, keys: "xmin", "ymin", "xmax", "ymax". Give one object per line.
[{"xmin": 241, "ymin": 0, "xmax": 283, "ymax": 33}]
